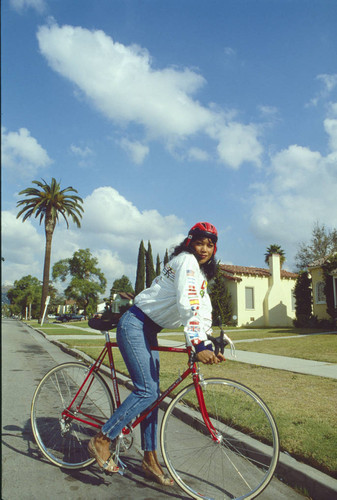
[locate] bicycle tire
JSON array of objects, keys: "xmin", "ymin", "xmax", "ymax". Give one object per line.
[
  {"xmin": 31, "ymin": 362, "xmax": 115, "ymax": 469},
  {"xmin": 160, "ymin": 378, "xmax": 279, "ymax": 500}
]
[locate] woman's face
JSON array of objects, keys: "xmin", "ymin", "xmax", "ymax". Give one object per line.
[{"xmin": 191, "ymin": 237, "xmax": 215, "ymax": 264}]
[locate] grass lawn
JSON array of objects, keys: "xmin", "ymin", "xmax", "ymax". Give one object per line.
[
  {"xmin": 24, "ymin": 320, "xmax": 115, "ymax": 335},
  {"xmin": 237, "ymin": 334, "xmax": 337, "ymax": 363},
  {"xmin": 29, "ymin": 321, "xmax": 337, "ymax": 477},
  {"xmin": 51, "ymin": 334, "xmax": 337, "ymax": 478},
  {"xmin": 158, "ymin": 329, "xmax": 337, "ymax": 363}
]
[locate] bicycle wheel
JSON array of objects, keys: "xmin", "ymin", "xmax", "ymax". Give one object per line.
[
  {"xmin": 31, "ymin": 362, "xmax": 114, "ymax": 469},
  {"xmin": 161, "ymin": 378, "xmax": 279, "ymax": 500}
]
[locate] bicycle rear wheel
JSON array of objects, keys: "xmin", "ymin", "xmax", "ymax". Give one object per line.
[
  {"xmin": 31, "ymin": 362, "xmax": 114, "ymax": 469},
  {"xmin": 161, "ymin": 378, "xmax": 279, "ymax": 500}
]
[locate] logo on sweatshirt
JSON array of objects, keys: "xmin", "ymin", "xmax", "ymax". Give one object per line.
[
  {"xmin": 163, "ymin": 265, "xmax": 175, "ymax": 281},
  {"xmin": 200, "ymin": 280, "xmax": 207, "ymax": 298}
]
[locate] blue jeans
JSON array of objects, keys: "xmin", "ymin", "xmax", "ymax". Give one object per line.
[{"xmin": 101, "ymin": 309, "xmax": 160, "ymax": 451}]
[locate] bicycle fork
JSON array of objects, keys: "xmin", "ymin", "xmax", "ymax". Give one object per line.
[{"xmin": 193, "ymin": 369, "xmax": 222, "ymax": 443}]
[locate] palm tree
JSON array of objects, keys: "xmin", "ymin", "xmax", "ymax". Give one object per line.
[
  {"xmin": 16, "ymin": 178, "xmax": 84, "ymax": 321},
  {"xmin": 264, "ymin": 244, "xmax": 286, "ymax": 268}
]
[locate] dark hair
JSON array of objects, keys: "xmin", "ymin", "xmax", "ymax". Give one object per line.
[{"xmin": 170, "ymin": 237, "xmax": 217, "ymax": 281}]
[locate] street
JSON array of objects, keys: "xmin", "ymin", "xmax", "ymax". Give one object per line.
[{"xmin": 1, "ymin": 319, "xmax": 306, "ymax": 499}]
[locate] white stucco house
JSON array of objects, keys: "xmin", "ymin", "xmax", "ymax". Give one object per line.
[
  {"xmin": 97, "ymin": 292, "xmax": 134, "ymax": 315},
  {"xmin": 220, "ymin": 254, "xmax": 298, "ymax": 327}
]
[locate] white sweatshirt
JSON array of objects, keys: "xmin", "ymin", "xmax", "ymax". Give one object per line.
[{"xmin": 134, "ymin": 252, "xmax": 213, "ymax": 351}]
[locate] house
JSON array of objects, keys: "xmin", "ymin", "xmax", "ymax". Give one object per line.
[
  {"xmin": 97, "ymin": 292, "xmax": 134, "ymax": 314},
  {"xmin": 220, "ymin": 254, "xmax": 298, "ymax": 327},
  {"xmin": 308, "ymin": 256, "xmax": 337, "ymax": 321},
  {"xmin": 57, "ymin": 299, "xmax": 77, "ymax": 314}
]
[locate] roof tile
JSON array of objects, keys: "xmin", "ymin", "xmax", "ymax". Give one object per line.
[{"xmin": 220, "ymin": 264, "xmax": 297, "ymax": 280}]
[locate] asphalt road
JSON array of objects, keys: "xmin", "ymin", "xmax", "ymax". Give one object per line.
[{"xmin": 1, "ymin": 318, "xmax": 306, "ymax": 500}]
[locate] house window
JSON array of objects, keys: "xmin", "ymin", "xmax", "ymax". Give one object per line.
[
  {"xmin": 316, "ymin": 281, "xmax": 326, "ymax": 304},
  {"xmin": 245, "ymin": 287, "xmax": 254, "ymax": 309}
]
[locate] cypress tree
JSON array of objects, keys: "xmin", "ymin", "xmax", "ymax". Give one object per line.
[
  {"xmin": 209, "ymin": 262, "xmax": 233, "ymax": 326},
  {"xmin": 146, "ymin": 241, "xmax": 156, "ymax": 288},
  {"xmin": 164, "ymin": 249, "xmax": 169, "ymax": 266},
  {"xmin": 156, "ymin": 254, "xmax": 161, "ymax": 276},
  {"xmin": 135, "ymin": 240, "xmax": 145, "ymax": 295}
]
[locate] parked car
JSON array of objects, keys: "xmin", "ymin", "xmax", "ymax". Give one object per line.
[{"xmin": 56, "ymin": 313, "xmax": 85, "ymax": 322}]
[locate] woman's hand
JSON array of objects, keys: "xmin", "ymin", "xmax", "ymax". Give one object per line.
[{"xmin": 196, "ymin": 350, "xmax": 225, "ymax": 365}]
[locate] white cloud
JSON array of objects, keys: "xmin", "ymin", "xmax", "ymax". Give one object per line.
[
  {"xmin": 250, "ymin": 136, "xmax": 337, "ymax": 266},
  {"xmin": 307, "ymin": 73, "xmax": 337, "ymax": 107},
  {"xmin": 36, "ymin": 23, "xmax": 208, "ymax": 136},
  {"xmin": 2, "ymin": 187, "xmax": 186, "ymax": 290},
  {"xmin": 258, "ymin": 105, "xmax": 279, "ymax": 117},
  {"xmin": 1, "ymin": 211, "xmax": 45, "ymax": 285},
  {"xmin": 70, "ymin": 144, "xmax": 93, "ymax": 157},
  {"xmin": 10, "ymin": 0, "xmax": 46, "ymax": 13},
  {"xmin": 81, "ymin": 186, "xmax": 185, "ymax": 242},
  {"xmin": 212, "ymin": 122, "xmax": 263, "ymax": 169},
  {"xmin": 1, "ymin": 210, "xmax": 83, "ymax": 287},
  {"xmin": 270, "ymin": 145, "xmax": 322, "ymax": 191},
  {"xmin": 328, "ymin": 102, "xmax": 337, "ymax": 117},
  {"xmin": 1, "ymin": 127, "xmax": 52, "ymax": 177},
  {"xmin": 75, "ymin": 186, "xmax": 185, "ymax": 285},
  {"xmin": 250, "ymin": 89, "xmax": 337, "ymax": 265},
  {"xmin": 317, "ymin": 74, "xmax": 337, "ymax": 94},
  {"xmin": 69, "ymin": 144, "xmax": 94, "ymax": 167},
  {"xmin": 93, "ymin": 249, "xmax": 133, "ymax": 282},
  {"xmin": 119, "ymin": 138, "xmax": 149, "ymax": 164},
  {"xmin": 187, "ymin": 147, "xmax": 210, "ymax": 162},
  {"xmin": 36, "ymin": 22, "xmax": 263, "ymax": 168},
  {"xmin": 324, "ymin": 118, "xmax": 337, "ymax": 152}
]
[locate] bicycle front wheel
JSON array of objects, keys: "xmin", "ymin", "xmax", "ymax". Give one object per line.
[
  {"xmin": 161, "ymin": 378, "xmax": 279, "ymax": 500},
  {"xmin": 31, "ymin": 362, "xmax": 114, "ymax": 469}
]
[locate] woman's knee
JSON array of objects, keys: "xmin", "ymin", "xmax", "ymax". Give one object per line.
[{"xmin": 135, "ymin": 380, "xmax": 159, "ymax": 404}]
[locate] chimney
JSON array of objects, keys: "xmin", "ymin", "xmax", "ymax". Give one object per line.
[{"xmin": 268, "ymin": 253, "xmax": 281, "ymax": 284}]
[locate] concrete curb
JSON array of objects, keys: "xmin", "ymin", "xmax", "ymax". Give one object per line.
[
  {"xmin": 31, "ymin": 325, "xmax": 337, "ymax": 500},
  {"xmin": 276, "ymin": 453, "xmax": 337, "ymax": 500}
]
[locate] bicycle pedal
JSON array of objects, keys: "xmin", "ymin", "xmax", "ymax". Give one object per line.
[{"xmin": 117, "ymin": 457, "xmax": 127, "ymax": 475}]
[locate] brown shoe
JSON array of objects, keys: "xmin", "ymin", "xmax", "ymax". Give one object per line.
[
  {"xmin": 88, "ymin": 437, "xmax": 119, "ymax": 473},
  {"xmin": 142, "ymin": 460, "xmax": 173, "ymax": 486}
]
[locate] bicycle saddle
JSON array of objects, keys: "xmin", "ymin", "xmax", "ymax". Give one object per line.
[{"xmin": 88, "ymin": 314, "xmax": 121, "ymax": 331}]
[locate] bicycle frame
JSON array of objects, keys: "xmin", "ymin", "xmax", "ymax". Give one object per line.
[
  {"xmin": 32, "ymin": 326, "xmax": 279, "ymax": 499},
  {"xmin": 61, "ymin": 331, "xmax": 222, "ymax": 441}
]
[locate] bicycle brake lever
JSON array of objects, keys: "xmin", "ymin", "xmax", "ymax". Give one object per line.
[
  {"xmin": 207, "ymin": 334, "xmax": 228, "ymax": 355},
  {"xmin": 207, "ymin": 331, "xmax": 236, "ymax": 357},
  {"xmin": 222, "ymin": 333, "xmax": 236, "ymax": 358}
]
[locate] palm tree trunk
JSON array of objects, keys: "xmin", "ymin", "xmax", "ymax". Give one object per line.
[{"xmin": 39, "ymin": 219, "xmax": 55, "ymax": 322}]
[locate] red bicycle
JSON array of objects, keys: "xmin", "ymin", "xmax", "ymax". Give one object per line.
[{"xmin": 31, "ymin": 319, "xmax": 279, "ymax": 500}]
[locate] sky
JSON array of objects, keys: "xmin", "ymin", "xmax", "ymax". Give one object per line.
[{"xmin": 2, "ymin": 0, "xmax": 337, "ymax": 294}]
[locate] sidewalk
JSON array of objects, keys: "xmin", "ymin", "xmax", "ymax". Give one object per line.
[
  {"xmin": 46, "ymin": 325, "xmax": 337, "ymax": 379},
  {"xmin": 226, "ymin": 349, "xmax": 337, "ymax": 378}
]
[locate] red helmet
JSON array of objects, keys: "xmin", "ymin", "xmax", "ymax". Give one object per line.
[{"xmin": 186, "ymin": 222, "xmax": 218, "ymax": 254}]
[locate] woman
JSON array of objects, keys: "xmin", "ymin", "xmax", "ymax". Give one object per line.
[{"xmin": 88, "ymin": 222, "xmax": 225, "ymax": 483}]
